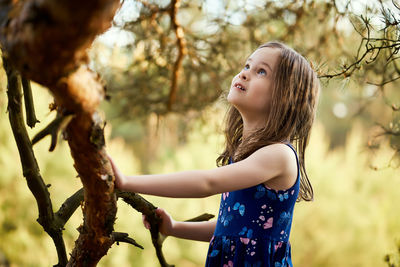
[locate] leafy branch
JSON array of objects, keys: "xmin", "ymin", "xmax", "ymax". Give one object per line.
[{"xmin": 319, "ymin": 8, "xmax": 400, "ymax": 79}]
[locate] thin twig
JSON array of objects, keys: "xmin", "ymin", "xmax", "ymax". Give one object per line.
[
  {"xmin": 31, "ymin": 112, "xmax": 75, "ymax": 151},
  {"xmin": 112, "ymin": 232, "xmax": 144, "ymax": 249},
  {"xmin": 319, "ymin": 43, "xmax": 400, "ymax": 79},
  {"xmin": 185, "ymin": 213, "xmax": 215, "ymax": 222},
  {"xmin": 21, "ymin": 77, "xmax": 39, "ymax": 128},
  {"xmin": 367, "ymin": 75, "xmax": 400, "ymax": 86}
]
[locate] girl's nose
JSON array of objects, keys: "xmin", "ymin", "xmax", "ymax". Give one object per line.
[{"xmin": 239, "ymin": 70, "xmax": 248, "ymax": 80}]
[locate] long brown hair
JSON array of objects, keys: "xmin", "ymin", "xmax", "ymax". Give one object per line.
[{"xmin": 216, "ymin": 41, "xmax": 320, "ymax": 201}]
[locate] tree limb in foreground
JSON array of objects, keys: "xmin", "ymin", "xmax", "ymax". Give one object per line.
[
  {"xmin": 1, "ymin": 1, "xmax": 121, "ymax": 266},
  {"xmin": 3, "ymin": 55, "xmax": 68, "ymax": 267}
]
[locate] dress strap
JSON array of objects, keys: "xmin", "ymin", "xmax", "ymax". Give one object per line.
[{"xmin": 285, "ymin": 143, "xmax": 300, "ymax": 179}]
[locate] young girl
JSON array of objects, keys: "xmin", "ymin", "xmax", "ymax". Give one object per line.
[{"xmin": 109, "ymin": 41, "xmax": 320, "ymax": 266}]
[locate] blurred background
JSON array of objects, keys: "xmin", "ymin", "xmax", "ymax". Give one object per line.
[{"xmin": 1, "ymin": 0, "xmax": 400, "ymax": 266}]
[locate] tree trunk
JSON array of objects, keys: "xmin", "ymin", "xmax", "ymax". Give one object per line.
[{"xmin": 0, "ymin": 0, "xmax": 120, "ymax": 266}]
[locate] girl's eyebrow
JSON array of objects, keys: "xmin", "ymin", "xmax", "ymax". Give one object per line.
[{"xmin": 247, "ymin": 58, "xmax": 273, "ymax": 72}]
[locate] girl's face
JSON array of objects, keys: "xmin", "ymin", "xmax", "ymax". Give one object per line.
[{"xmin": 227, "ymin": 47, "xmax": 280, "ymax": 121}]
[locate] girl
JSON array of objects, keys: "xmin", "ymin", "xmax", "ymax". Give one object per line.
[{"xmin": 109, "ymin": 41, "xmax": 320, "ymax": 266}]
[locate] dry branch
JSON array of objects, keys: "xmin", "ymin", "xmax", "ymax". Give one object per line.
[
  {"xmin": 3, "ymin": 56, "xmax": 68, "ymax": 267},
  {"xmin": 21, "ymin": 77, "xmax": 39, "ymax": 128},
  {"xmin": 55, "ymin": 188, "xmax": 84, "ymax": 227},
  {"xmin": 117, "ymin": 190, "xmax": 214, "ymax": 267},
  {"xmin": 117, "ymin": 190, "xmax": 173, "ymax": 267},
  {"xmin": 112, "ymin": 232, "xmax": 144, "ymax": 249},
  {"xmin": 31, "ymin": 113, "xmax": 74, "ymax": 151}
]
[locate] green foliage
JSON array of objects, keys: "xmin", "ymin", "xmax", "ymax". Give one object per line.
[{"xmin": 91, "ymin": 0, "xmax": 400, "ymax": 159}]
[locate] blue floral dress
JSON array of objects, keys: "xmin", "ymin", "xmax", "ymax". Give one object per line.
[{"xmin": 205, "ymin": 144, "xmax": 300, "ymax": 267}]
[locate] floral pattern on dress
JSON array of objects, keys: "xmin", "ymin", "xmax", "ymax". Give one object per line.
[{"xmin": 205, "ymin": 144, "xmax": 300, "ymax": 267}]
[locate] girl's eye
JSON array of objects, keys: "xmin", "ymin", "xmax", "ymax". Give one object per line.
[
  {"xmin": 258, "ymin": 69, "xmax": 267, "ymax": 75},
  {"xmin": 244, "ymin": 64, "xmax": 250, "ymax": 70}
]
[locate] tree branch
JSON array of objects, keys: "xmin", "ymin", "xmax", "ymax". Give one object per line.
[
  {"xmin": 116, "ymin": 190, "xmax": 214, "ymax": 267},
  {"xmin": 21, "ymin": 77, "xmax": 40, "ymax": 128},
  {"xmin": 111, "ymin": 232, "xmax": 144, "ymax": 249},
  {"xmin": 167, "ymin": 0, "xmax": 187, "ymax": 111},
  {"xmin": 185, "ymin": 213, "xmax": 215, "ymax": 222},
  {"xmin": 31, "ymin": 112, "xmax": 75, "ymax": 151},
  {"xmin": 3, "ymin": 55, "xmax": 68, "ymax": 267},
  {"xmin": 54, "ymin": 188, "xmax": 84, "ymax": 228},
  {"xmin": 319, "ymin": 43, "xmax": 400, "ymax": 79},
  {"xmin": 115, "ymin": 190, "xmax": 173, "ymax": 267},
  {"xmin": 50, "ymin": 187, "xmax": 214, "ymax": 266}
]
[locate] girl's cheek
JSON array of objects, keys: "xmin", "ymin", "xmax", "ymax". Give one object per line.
[{"xmin": 230, "ymin": 75, "xmax": 238, "ymax": 87}]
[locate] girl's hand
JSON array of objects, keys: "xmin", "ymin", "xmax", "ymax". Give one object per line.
[
  {"xmin": 143, "ymin": 208, "xmax": 175, "ymax": 236},
  {"xmin": 107, "ymin": 155, "xmax": 126, "ymax": 190}
]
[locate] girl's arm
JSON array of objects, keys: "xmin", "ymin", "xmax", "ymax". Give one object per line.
[
  {"xmin": 150, "ymin": 208, "xmax": 216, "ymax": 242},
  {"xmin": 109, "ymin": 143, "xmax": 296, "ymax": 198},
  {"xmin": 171, "ymin": 220, "xmax": 216, "ymax": 242}
]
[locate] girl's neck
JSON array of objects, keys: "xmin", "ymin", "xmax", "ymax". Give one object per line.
[{"xmin": 241, "ymin": 117, "xmax": 266, "ymax": 140}]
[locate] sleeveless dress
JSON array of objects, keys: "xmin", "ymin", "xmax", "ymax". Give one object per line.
[{"xmin": 205, "ymin": 144, "xmax": 300, "ymax": 267}]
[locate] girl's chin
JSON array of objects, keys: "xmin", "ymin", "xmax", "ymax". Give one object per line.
[
  {"xmin": 226, "ymin": 97, "xmax": 241, "ymax": 111},
  {"xmin": 226, "ymin": 91, "xmax": 237, "ymax": 103},
  {"xmin": 227, "ymin": 93, "xmax": 241, "ymax": 106}
]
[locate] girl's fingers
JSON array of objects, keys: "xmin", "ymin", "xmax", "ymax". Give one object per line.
[
  {"xmin": 107, "ymin": 154, "xmax": 114, "ymax": 165},
  {"xmin": 107, "ymin": 155, "xmax": 117, "ymax": 172},
  {"xmin": 142, "ymin": 208, "xmax": 166, "ymax": 230},
  {"xmin": 142, "ymin": 214, "xmax": 151, "ymax": 229},
  {"xmin": 155, "ymin": 207, "xmax": 164, "ymax": 217}
]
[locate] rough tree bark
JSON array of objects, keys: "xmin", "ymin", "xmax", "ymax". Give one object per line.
[
  {"xmin": 0, "ymin": 0, "xmax": 120, "ymax": 266},
  {"xmin": 1, "ymin": 1, "xmax": 216, "ymax": 266}
]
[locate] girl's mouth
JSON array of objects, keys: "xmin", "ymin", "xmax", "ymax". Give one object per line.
[{"xmin": 234, "ymin": 83, "xmax": 246, "ymax": 91}]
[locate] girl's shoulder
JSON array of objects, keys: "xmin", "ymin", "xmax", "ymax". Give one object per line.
[
  {"xmin": 209, "ymin": 143, "xmax": 297, "ymax": 194},
  {"xmin": 254, "ymin": 143, "xmax": 298, "ymax": 191},
  {"xmin": 253, "ymin": 143, "xmax": 297, "ymax": 165}
]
